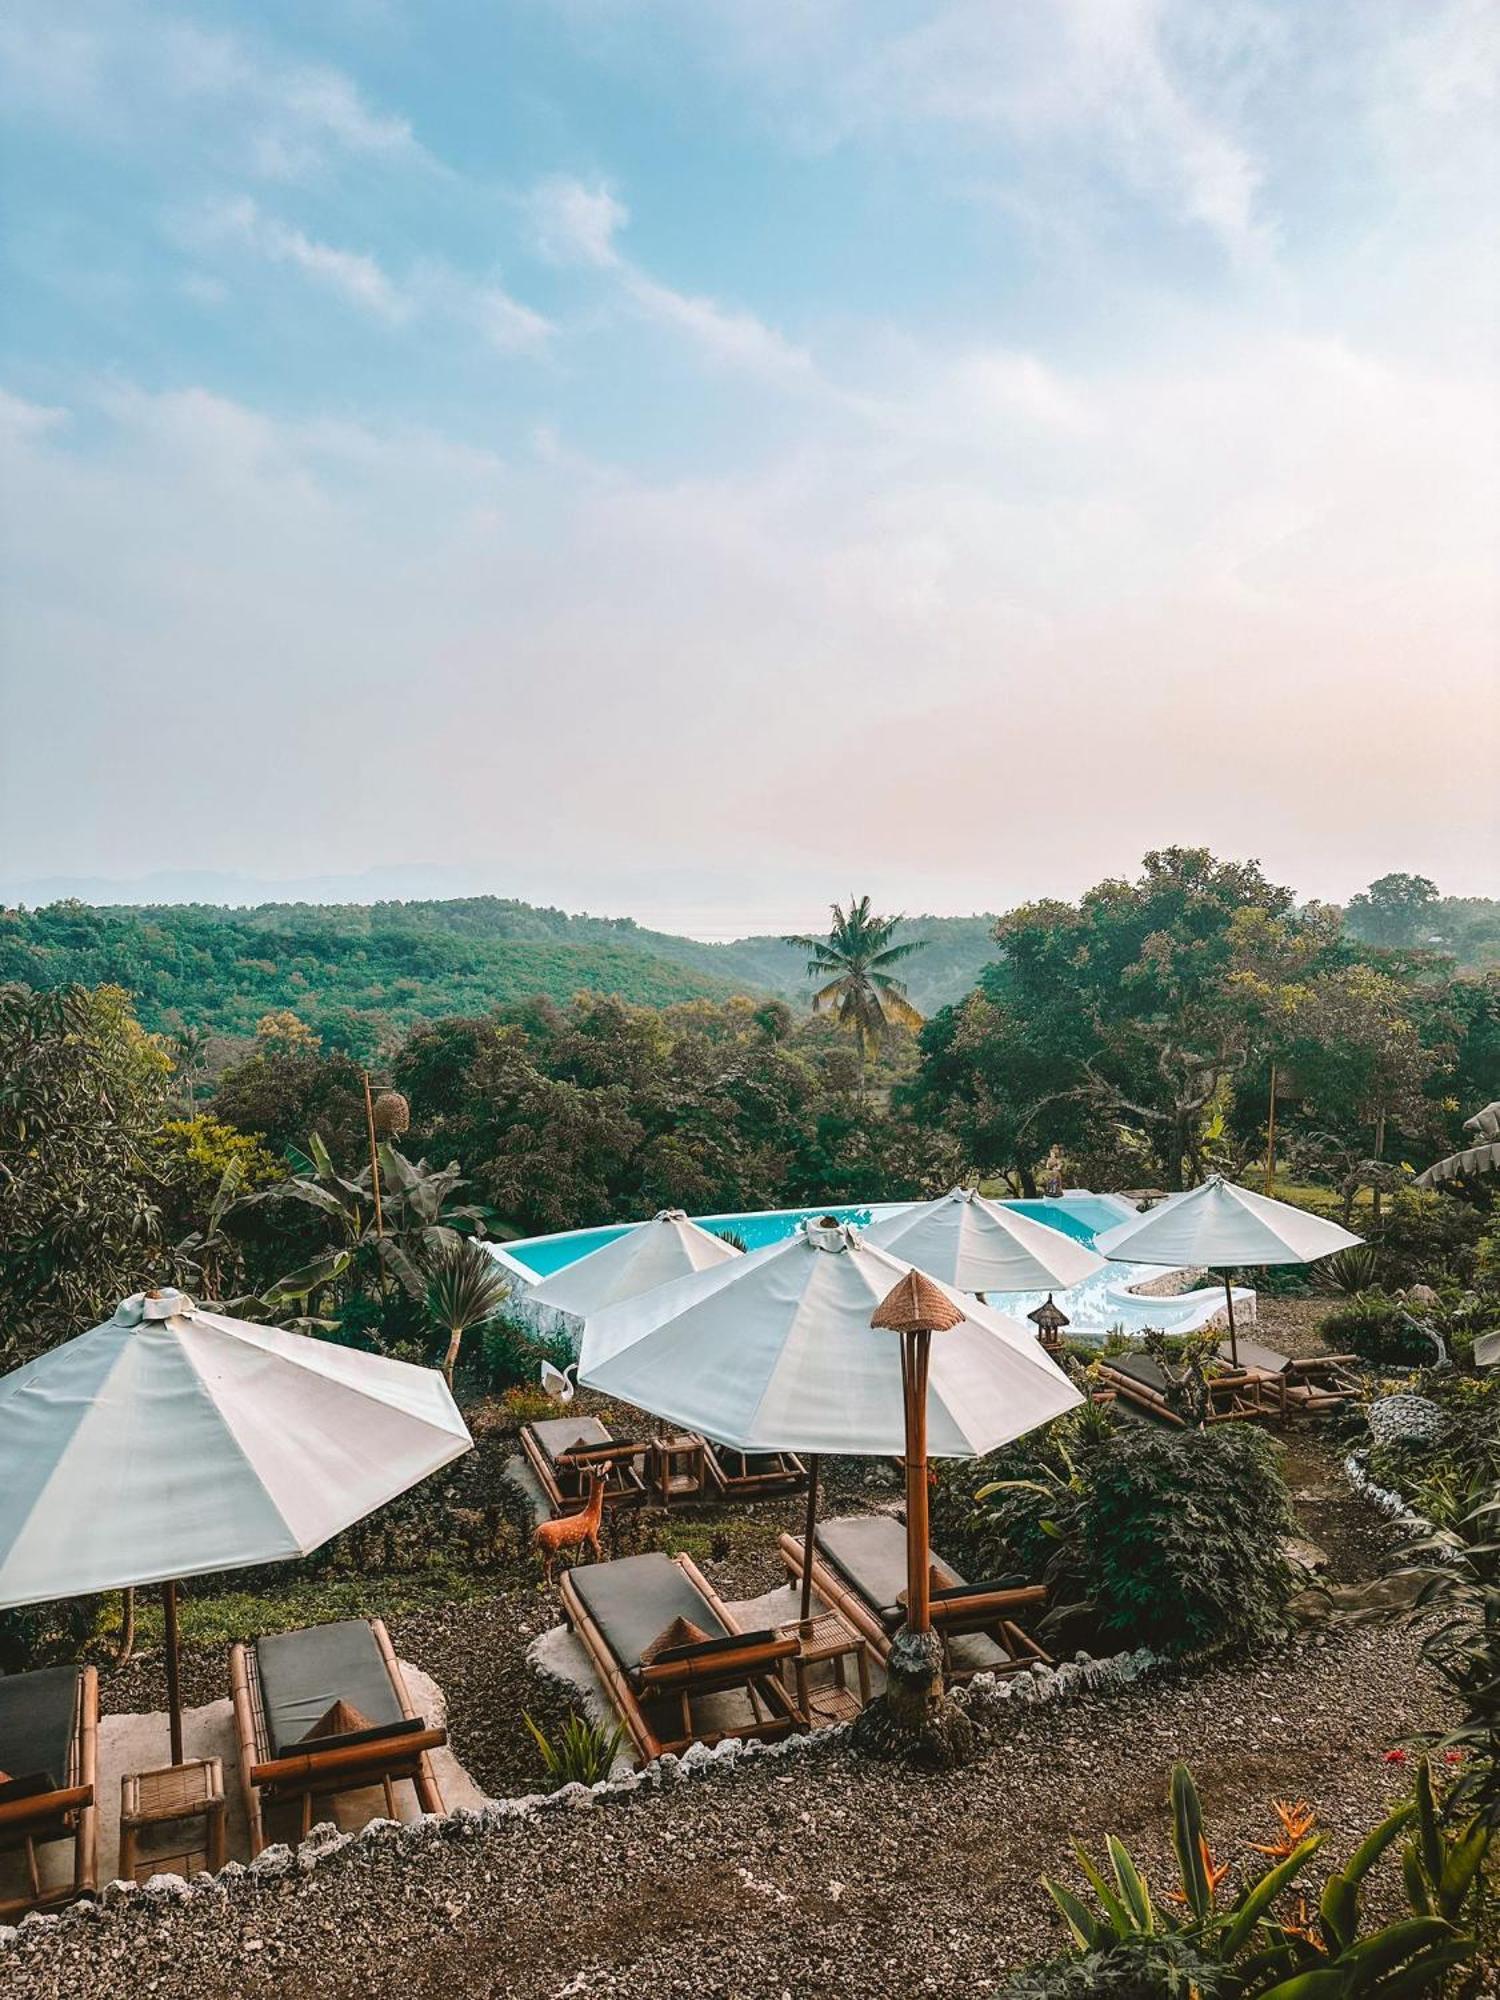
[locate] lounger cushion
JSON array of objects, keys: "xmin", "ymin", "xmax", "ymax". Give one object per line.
[
  {"xmin": 0, "ymin": 1770, "xmax": 57, "ymax": 1806},
  {"xmin": 715, "ymin": 1448, "xmax": 791, "ymax": 1476},
  {"xmin": 568, "ymin": 1552, "xmax": 729, "ymax": 1673},
  {"xmin": 815, "ymin": 1517, "xmax": 962, "ymax": 1630},
  {"xmin": 255, "ymin": 1621, "xmax": 419, "ymax": 1759},
  {"xmin": 0, "ymin": 1665, "xmax": 77, "ymax": 1795},
  {"xmin": 1108, "ymin": 1352, "xmax": 1171, "ymax": 1393},
  {"xmin": 1219, "ymin": 1337, "xmax": 1289, "ymax": 1375},
  {"xmin": 530, "ymin": 1417, "xmax": 611, "ymax": 1463}
]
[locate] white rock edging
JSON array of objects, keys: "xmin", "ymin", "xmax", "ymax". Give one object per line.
[{"xmin": 1342, "ymin": 1452, "xmax": 1459, "ymax": 1562}]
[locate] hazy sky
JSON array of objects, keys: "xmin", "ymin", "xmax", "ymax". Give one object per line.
[{"xmin": 1, "ymin": 0, "xmax": 1496, "ymax": 936}]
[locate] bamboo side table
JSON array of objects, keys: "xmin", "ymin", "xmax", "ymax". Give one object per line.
[
  {"xmin": 779, "ymin": 1609, "xmax": 872, "ymax": 1727},
  {"xmin": 119, "ymin": 1757, "xmax": 227, "ymax": 1882}
]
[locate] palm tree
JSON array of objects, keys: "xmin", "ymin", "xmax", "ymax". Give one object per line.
[
  {"xmin": 425, "ymin": 1236, "xmax": 511, "ymax": 1388},
  {"xmin": 784, "ymin": 896, "xmax": 926, "ymax": 1095}
]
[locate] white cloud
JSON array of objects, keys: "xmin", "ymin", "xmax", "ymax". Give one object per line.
[
  {"xmin": 524, "ymin": 173, "xmax": 813, "ymax": 382},
  {"xmin": 200, "ymin": 197, "xmax": 408, "ymax": 319},
  {"xmin": 475, "ymin": 286, "xmax": 558, "ymax": 356},
  {"xmin": 527, "ymin": 176, "xmax": 629, "ymax": 267},
  {"xmin": 0, "ymin": 2, "xmax": 432, "ymax": 182}
]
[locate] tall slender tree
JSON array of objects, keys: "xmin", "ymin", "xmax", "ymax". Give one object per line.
[{"xmin": 785, "ymin": 897, "xmax": 925, "ymax": 1096}]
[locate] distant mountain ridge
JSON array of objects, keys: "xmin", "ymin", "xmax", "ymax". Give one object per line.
[{"xmin": 0, "ymin": 896, "xmax": 1004, "ymax": 1047}]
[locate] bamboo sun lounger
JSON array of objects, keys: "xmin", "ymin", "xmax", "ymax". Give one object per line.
[
  {"xmin": 1097, "ymin": 1351, "xmax": 1270, "ymax": 1425},
  {"xmin": 0, "ymin": 1664, "xmax": 98, "ymax": 1920},
  {"xmin": 521, "ymin": 1416, "xmax": 649, "ymax": 1517},
  {"xmin": 560, "ymin": 1551, "xmax": 802, "ymax": 1764},
  {"xmin": 1216, "ymin": 1337, "xmax": 1360, "ymax": 1416},
  {"xmin": 702, "ymin": 1441, "xmax": 809, "ymax": 1499},
  {"xmin": 229, "ymin": 1617, "xmax": 445, "ymax": 1853},
  {"xmin": 778, "ymin": 1515, "xmax": 1050, "ymax": 1682}
]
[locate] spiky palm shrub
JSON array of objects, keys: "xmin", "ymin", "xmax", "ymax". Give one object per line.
[{"xmin": 424, "ymin": 1236, "xmax": 510, "ymax": 1387}]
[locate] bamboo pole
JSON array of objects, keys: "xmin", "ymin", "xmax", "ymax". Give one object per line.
[
  {"xmin": 1264, "ymin": 1062, "xmax": 1278, "ymax": 1194},
  {"xmin": 904, "ymin": 1328, "xmax": 933, "ymax": 1636},
  {"xmin": 162, "ymin": 1580, "xmax": 183, "ymax": 1766},
  {"xmin": 362, "ymin": 1071, "xmax": 385, "ymax": 1241},
  {"xmin": 798, "ymin": 1454, "xmax": 821, "ymax": 1627}
]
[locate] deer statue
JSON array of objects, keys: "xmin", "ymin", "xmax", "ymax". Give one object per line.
[{"xmin": 534, "ymin": 1470, "xmax": 607, "ymax": 1584}]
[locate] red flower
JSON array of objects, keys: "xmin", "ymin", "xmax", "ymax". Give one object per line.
[
  {"xmin": 1383, "ymin": 1748, "xmax": 1409, "ymax": 1764},
  {"xmin": 1444, "ymin": 1750, "xmax": 1465, "ymax": 1765}
]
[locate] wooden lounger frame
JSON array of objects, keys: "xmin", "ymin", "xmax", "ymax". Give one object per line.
[
  {"xmin": 560, "ymin": 1553, "xmax": 802, "ymax": 1765},
  {"xmin": 777, "ymin": 1533, "xmax": 1050, "ymax": 1684},
  {"xmin": 521, "ymin": 1426, "xmax": 649, "ymax": 1517},
  {"xmin": 1096, "ymin": 1361, "xmax": 1271, "ymax": 1426},
  {"xmin": 0, "ymin": 1665, "xmax": 98, "ymax": 1920},
  {"xmin": 702, "ymin": 1441, "xmax": 808, "ymax": 1499},
  {"xmin": 229, "ymin": 1618, "xmax": 445, "ymax": 1855},
  {"xmin": 1246, "ymin": 1354, "xmax": 1361, "ymax": 1419}
]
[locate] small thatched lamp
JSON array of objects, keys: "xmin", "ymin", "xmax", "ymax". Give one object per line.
[
  {"xmin": 1027, "ymin": 1292, "xmax": 1070, "ymax": 1356},
  {"xmin": 869, "ymin": 1268, "xmax": 964, "ymax": 1637},
  {"xmin": 372, "ymin": 1089, "xmax": 410, "ymax": 1140}
]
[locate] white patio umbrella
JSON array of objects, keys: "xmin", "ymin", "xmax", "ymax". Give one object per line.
[
  {"xmin": 1093, "ymin": 1176, "xmax": 1363, "ymax": 1366},
  {"xmin": 0, "ymin": 1289, "xmax": 472, "ymax": 1762},
  {"xmin": 524, "ymin": 1208, "xmax": 740, "ymax": 1330},
  {"xmin": 865, "ymin": 1186, "xmax": 1104, "ymax": 1296},
  {"xmin": 580, "ymin": 1216, "xmax": 1082, "ymax": 1622}
]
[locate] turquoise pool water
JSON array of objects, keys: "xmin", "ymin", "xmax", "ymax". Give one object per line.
[
  {"xmin": 499, "ymin": 1192, "xmax": 1127, "ymax": 1279},
  {"xmin": 494, "ymin": 1192, "xmax": 1246, "ymax": 1341}
]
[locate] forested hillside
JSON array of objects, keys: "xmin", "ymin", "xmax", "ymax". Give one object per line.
[{"xmin": 0, "ymin": 898, "xmax": 1004, "ymax": 1046}]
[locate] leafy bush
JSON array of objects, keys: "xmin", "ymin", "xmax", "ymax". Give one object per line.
[
  {"xmin": 479, "ymin": 1314, "xmax": 573, "ymax": 1394},
  {"xmin": 524, "ymin": 1710, "xmax": 625, "ymax": 1789},
  {"xmin": 0, "ymin": 1598, "xmax": 99, "ymax": 1675},
  {"xmin": 937, "ymin": 1408, "xmax": 1296, "ymax": 1659},
  {"xmin": 1374, "ymin": 1186, "xmax": 1488, "ymax": 1287},
  {"xmin": 1081, "ymin": 1424, "xmax": 1296, "ymax": 1656},
  {"xmin": 1320, "ymin": 1290, "xmax": 1433, "ymax": 1367},
  {"xmin": 996, "ymin": 1935, "xmax": 1221, "ymax": 1999}
]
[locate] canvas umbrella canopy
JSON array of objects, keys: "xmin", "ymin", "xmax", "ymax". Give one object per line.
[
  {"xmin": 0, "ymin": 1289, "xmax": 472, "ymax": 1762},
  {"xmin": 865, "ymin": 1186, "xmax": 1104, "ymax": 1296},
  {"xmin": 1093, "ymin": 1176, "xmax": 1363, "ymax": 1366},
  {"xmin": 1416, "ymin": 1101, "xmax": 1500, "ymax": 1188},
  {"xmin": 523, "ymin": 1209, "xmax": 740, "ymax": 1328},
  {"xmin": 580, "ymin": 1216, "xmax": 1082, "ymax": 1622}
]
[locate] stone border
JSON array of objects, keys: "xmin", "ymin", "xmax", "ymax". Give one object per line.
[
  {"xmin": 1342, "ymin": 1451, "xmax": 1458, "ymax": 1561},
  {"xmin": 0, "ymin": 1644, "xmax": 1162, "ymax": 1953}
]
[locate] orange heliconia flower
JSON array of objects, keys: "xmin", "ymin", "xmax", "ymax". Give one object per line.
[{"xmin": 1252, "ymin": 1799, "xmax": 1317, "ymax": 1859}]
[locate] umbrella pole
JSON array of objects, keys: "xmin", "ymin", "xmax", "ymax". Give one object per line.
[
  {"xmin": 1222, "ymin": 1275, "xmax": 1239, "ymax": 1369},
  {"xmin": 162, "ymin": 1580, "xmax": 184, "ymax": 1766},
  {"xmin": 798, "ymin": 1454, "xmax": 821, "ymax": 1628},
  {"xmin": 903, "ymin": 1328, "xmax": 933, "ymax": 1636}
]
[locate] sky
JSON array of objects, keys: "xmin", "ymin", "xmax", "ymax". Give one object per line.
[{"xmin": 0, "ymin": 0, "xmax": 1496, "ymax": 937}]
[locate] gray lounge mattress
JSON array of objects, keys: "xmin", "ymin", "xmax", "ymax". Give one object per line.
[
  {"xmin": 0, "ymin": 1664, "xmax": 77, "ymax": 1792},
  {"xmin": 530, "ymin": 1416, "xmax": 611, "ymax": 1463},
  {"xmin": 255, "ymin": 1619, "xmax": 412, "ymax": 1758},
  {"xmin": 568, "ymin": 1552, "xmax": 730, "ymax": 1673},
  {"xmin": 814, "ymin": 1516, "xmax": 962, "ymax": 1629}
]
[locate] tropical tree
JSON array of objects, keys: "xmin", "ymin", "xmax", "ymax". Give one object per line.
[
  {"xmin": 784, "ymin": 896, "xmax": 925, "ymax": 1094},
  {"xmin": 0, "ymin": 982, "xmax": 171, "ymax": 1361},
  {"xmin": 252, "ymin": 1134, "xmax": 488, "ymax": 1332},
  {"xmin": 424, "ymin": 1236, "xmax": 510, "ymax": 1386}
]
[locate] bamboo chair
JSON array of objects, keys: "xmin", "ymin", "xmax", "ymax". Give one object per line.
[
  {"xmin": 1097, "ymin": 1351, "xmax": 1270, "ymax": 1425},
  {"xmin": 702, "ymin": 1441, "xmax": 809, "ymax": 1499},
  {"xmin": 559, "ymin": 1550, "xmax": 802, "ymax": 1764},
  {"xmin": 0, "ymin": 1665, "xmax": 98, "ymax": 1920},
  {"xmin": 1216, "ymin": 1337, "xmax": 1360, "ymax": 1417},
  {"xmin": 778, "ymin": 1515, "xmax": 1050, "ymax": 1683},
  {"xmin": 229, "ymin": 1618, "xmax": 444, "ymax": 1854},
  {"xmin": 521, "ymin": 1416, "xmax": 649, "ymax": 1517}
]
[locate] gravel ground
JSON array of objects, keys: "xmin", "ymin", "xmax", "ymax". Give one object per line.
[
  {"xmin": 6, "ymin": 1430, "xmax": 1471, "ymax": 2000},
  {"xmin": 1, "ymin": 1621, "xmax": 1455, "ymax": 2000}
]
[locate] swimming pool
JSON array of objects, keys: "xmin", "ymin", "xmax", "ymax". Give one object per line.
[{"xmin": 489, "ymin": 1193, "xmax": 1248, "ymax": 1344}]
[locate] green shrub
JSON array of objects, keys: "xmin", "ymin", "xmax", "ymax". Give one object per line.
[
  {"xmin": 938, "ymin": 1409, "xmax": 1296, "ymax": 1659},
  {"xmin": 479, "ymin": 1314, "xmax": 573, "ymax": 1393},
  {"xmin": 524, "ymin": 1710, "xmax": 625, "ymax": 1789},
  {"xmin": 1374, "ymin": 1186, "xmax": 1488, "ymax": 1287},
  {"xmin": 1321, "ymin": 1290, "xmax": 1433, "ymax": 1367},
  {"xmin": 995, "ymin": 1936, "xmax": 1222, "ymax": 1999},
  {"xmin": 1324, "ymin": 1244, "xmax": 1381, "ymax": 1294},
  {"xmin": 1081, "ymin": 1424, "xmax": 1296, "ymax": 1656},
  {"xmin": 0, "ymin": 1597, "xmax": 99, "ymax": 1674}
]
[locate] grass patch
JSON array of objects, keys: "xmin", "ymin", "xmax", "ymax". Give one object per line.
[{"xmin": 101, "ymin": 1567, "xmax": 507, "ymax": 1655}]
